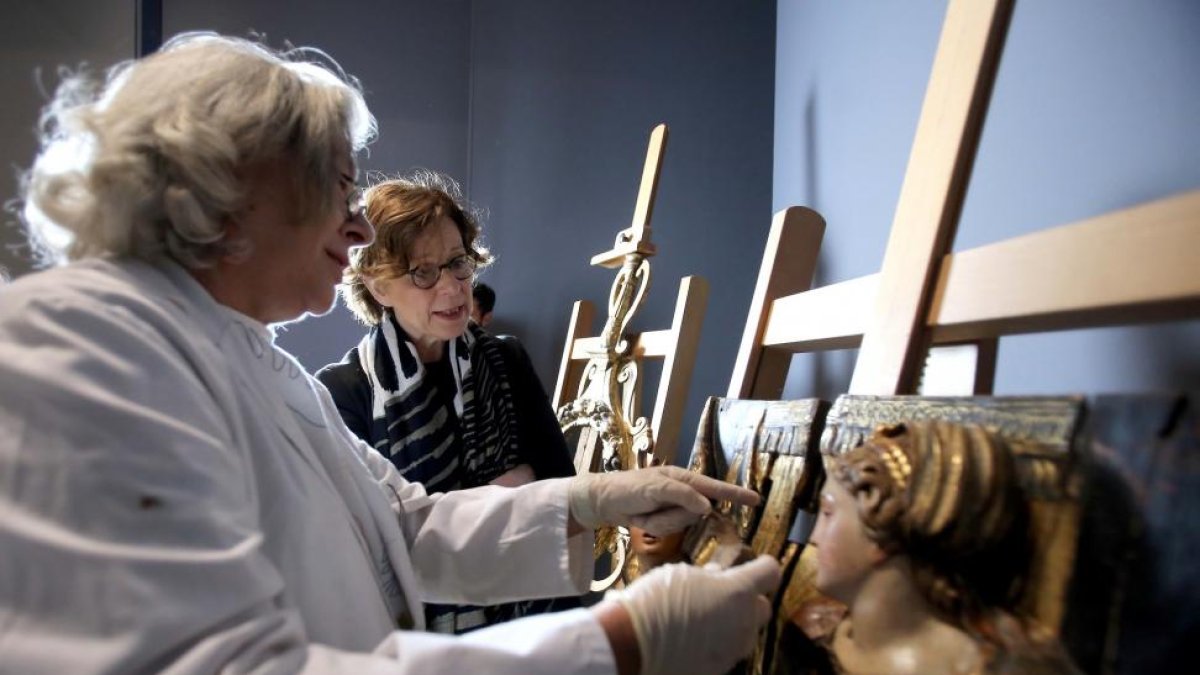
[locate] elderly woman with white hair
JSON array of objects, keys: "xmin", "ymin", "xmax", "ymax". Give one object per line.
[{"xmin": 0, "ymin": 34, "xmax": 779, "ymax": 674}]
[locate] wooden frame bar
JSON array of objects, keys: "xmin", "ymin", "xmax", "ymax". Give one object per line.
[
  {"xmin": 649, "ymin": 275, "xmax": 709, "ymax": 461},
  {"xmin": 849, "ymin": 0, "xmax": 1015, "ymax": 394},
  {"xmin": 752, "ymin": 189, "xmax": 1200, "ymax": 354},
  {"xmin": 728, "ymin": 207, "xmax": 826, "ymax": 399},
  {"xmin": 927, "ymin": 189, "xmax": 1200, "ymax": 341},
  {"xmin": 552, "ymin": 299, "xmax": 596, "ymax": 410}
]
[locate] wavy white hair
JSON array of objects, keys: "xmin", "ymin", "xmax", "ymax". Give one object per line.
[{"xmin": 22, "ymin": 33, "xmax": 376, "ymax": 268}]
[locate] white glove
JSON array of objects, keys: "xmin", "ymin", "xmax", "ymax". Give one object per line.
[
  {"xmin": 612, "ymin": 555, "xmax": 781, "ymax": 675},
  {"xmin": 568, "ymin": 465, "xmax": 760, "ymax": 535}
]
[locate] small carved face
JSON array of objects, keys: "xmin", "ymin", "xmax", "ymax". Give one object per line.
[
  {"xmin": 629, "ymin": 525, "xmax": 687, "ymax": 569},
  {"xmin": 810, "ymin": 477, "xmax": 885, "ymax": 604}
]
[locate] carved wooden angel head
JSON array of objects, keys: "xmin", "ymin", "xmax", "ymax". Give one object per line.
[{"xmin": 830, "ymin": 420, "xmax": 1031, "ymax": 619}]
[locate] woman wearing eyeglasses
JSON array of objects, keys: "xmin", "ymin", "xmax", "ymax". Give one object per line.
[{"xmin": 317, "ymin": 170, "xmax": 578, "ymax": 635}]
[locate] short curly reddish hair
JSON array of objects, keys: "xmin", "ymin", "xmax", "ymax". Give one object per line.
[{"xmin": 342, "ymin": 170, "xmax": 492, "ymax": 325}]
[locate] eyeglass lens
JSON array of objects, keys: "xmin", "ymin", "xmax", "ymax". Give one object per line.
[{"xmin": 411, "ymin": 256, "xmax": 475, "ymax": 289}]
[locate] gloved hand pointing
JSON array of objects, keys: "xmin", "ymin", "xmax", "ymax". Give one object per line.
[
  {"xmin": 607, "ymin": 555, "xmax": 782, "ymax": 675},
  {"xmin": 568, "ymin": 465, "xmax": 760, "ymax": 535}
]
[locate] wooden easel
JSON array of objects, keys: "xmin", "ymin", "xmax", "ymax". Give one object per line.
[
  {"xmin": 730, "ymin": 0, "xmax": 1199, "ymax": 400},
  {"xmin": 553, "ymin": 123, "xmax": 709, "ymax": 472},
  {"xmin": 552, "ymin": 124, "xmax": 709, "ymax": 590},
  {"xmin": 724, "ymin": 0, "xmax": 1199, "ymax": 670}
]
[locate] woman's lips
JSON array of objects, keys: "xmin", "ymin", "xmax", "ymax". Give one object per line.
[{"xmin": 433, "ymin": 305, "xmax": 465, "ymax": 319}]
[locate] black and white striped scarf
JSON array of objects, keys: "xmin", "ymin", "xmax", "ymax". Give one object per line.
[
  {"xmin": 360, "ymin": 311, "xmax": 575, "ymax": 634},
  {"xmin": 357, "ymin": 310, "xmax": 521, "ymax": 493}
]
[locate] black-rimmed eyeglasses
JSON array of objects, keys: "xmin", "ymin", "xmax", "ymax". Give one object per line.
[{"xmin": 403, "ymin": 255, "xmax": 477, "ymax": 290}]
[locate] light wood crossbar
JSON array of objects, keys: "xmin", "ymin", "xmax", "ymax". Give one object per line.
[{"xmin": 752, "ymin": 189, "xmax": 1200, "ymax": 353}]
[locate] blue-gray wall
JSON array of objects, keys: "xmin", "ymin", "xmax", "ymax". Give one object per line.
[
  {"xmin": 466, "ymin": 1, "xmax": 776, "ymax": 462},
  {"xmin": 0, "ymin": 1, "xmax": 134, "ymax": 281},
  {"xmin": 775, "ymin": 0, "xmax": 1200, "ymax": 399}
]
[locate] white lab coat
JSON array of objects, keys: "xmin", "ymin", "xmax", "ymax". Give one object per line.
[{"xmin": 0, "ymin": 258, "xmax": 613, "ymax": 675}]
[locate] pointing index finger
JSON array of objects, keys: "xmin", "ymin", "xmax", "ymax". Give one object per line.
[{"xmin": 658, "ymin": 466, "xmax": 761, "ymax": 508}]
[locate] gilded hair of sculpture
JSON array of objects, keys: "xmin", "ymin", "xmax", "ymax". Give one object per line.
[
  {"xmin": 830, "ymin": 421, "xmax": 1031, "ymax": 621},
  {"xmin": 342, "ymin": 170, "xmax": 493, "ymax": 325}
]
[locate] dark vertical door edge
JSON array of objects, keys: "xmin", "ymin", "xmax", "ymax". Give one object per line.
[{"xmin": 136, "ymin": 0, "xmax": 163, "ymax": 57}]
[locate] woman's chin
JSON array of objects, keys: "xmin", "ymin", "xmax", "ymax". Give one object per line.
[
  {"xmin": 433, "ymin": 321, "xmax": 468, "ymax": 341},
  {"xmin": 313, "ymin": 296, "xmax": 339, "ymax": 318}
]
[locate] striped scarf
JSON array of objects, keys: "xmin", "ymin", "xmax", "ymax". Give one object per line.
[
  {"xmin": 357, "ymin": 311, "xmax": 576, "ymax": 634},
  {"xmin": 357, "ymin": 310, "xmax": 521, "ymax": 493}
]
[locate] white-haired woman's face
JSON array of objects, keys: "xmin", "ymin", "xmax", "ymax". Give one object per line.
[{"xmin": 231, "ymin": 156, "xmax": 373, "ymax": 323}]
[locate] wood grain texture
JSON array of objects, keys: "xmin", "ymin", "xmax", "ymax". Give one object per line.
[{"xmin": 849, "ymin": 0, "xmax": 1015, "ymax": 395}]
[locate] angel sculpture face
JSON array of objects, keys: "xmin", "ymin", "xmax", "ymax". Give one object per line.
[
  {"xmin": 811, "ymin": 475, "xmax": 886, "ymax": 604},
  {"xmin": 812, "ymin": 420, "xmax": 1029, "ymax": 614}
]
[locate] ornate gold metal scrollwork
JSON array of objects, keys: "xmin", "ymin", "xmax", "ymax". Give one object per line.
[
  {"xmin": 556, "ymin": 249, "xmax": 656, "ymax": 591},
  {"xmin": 557, "ymin": 398, "xmax": 633, "ymax": 590},
  {"xmin": 556, "ymin": 124, "xmax": 670, "ymax": 591}
]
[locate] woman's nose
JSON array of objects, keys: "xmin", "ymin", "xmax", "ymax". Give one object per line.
[{"xmin": 433, "ymin": 265, "xmax": 462, "ymax": 292}]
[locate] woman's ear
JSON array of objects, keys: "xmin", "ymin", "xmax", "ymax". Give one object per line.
[
  {"xmin": 868, "ymin": 542, "xmax": 890, "ymax": 567},
  {"xmin": 365, "ymin": 276, "xmax": 394, "ymax": 308},
  {"xmin": 218, "ymin": 217, "xmax": 250, "ymax": 264}
]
